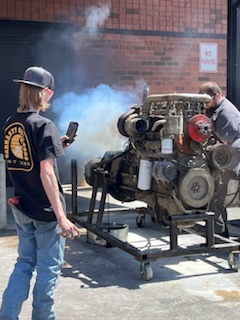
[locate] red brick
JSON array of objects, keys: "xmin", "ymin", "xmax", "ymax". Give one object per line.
[{"xmin": 0, "ymin": 0, "xmax": 228, "ymax": 92}]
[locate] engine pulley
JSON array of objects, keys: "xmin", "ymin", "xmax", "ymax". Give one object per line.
[
  {"xmin": 209, "ymin": 144, "xmax": 232, "ymax": 169},
  {"xmin": 188, "ymin": 114, "xmax": 212, "ymax": 143},
  {"xmin": 152, "ymin": 160, "xmax": 177, "ymax": 184},
  {"xmin": 179, "ymin": 168, "xmax": 214, "ymax": 208}
]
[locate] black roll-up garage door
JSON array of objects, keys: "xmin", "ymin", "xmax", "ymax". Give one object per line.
[
  {"xmin": 0, "ymin": 20, "xmax": 76, "ymax": 154},
  {"xmin": 0, "ymin": 20, "xmax": 76, "ymax": 185}
]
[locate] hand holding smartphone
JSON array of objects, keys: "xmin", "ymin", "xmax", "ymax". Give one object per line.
[{"xmin": 65, "ymin": 121, "xmax": 79, "ymax": 144}]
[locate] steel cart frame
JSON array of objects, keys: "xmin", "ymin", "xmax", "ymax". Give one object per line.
[{"xmin": 69, "ymin": 160, "xmax": 240, "ymax": 280}]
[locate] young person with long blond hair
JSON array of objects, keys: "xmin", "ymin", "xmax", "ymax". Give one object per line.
[{"xmin": 0, "ymin": 66, "xmax": 81, "ymax": 320}]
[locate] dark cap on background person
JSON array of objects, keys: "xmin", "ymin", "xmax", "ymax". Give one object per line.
[
  {"xmin": 13, "ymin": 66, "xmax": 55, "ymax": 91},
  {"xmin": 199, "ymin": 81, "xmax": 222, "ymax": 96}
]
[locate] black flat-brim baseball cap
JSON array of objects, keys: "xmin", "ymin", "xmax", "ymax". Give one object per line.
[{"xmin": 13, "ymin": 66, "xmax": 55, "ymax": 90}]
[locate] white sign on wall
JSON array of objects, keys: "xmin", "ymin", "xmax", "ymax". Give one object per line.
[{"xmin": 199, "ymin": 43, "xmax": 218, "ymax": 73}]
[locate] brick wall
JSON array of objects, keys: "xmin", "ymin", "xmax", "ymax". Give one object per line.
[{"xmin": 0, "ymin": 0, "xmax": 228, "ymax": 94}]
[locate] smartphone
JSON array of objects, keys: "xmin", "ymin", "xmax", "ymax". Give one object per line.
[{"xmin": 65, "ymin": 121, "xmax": 79, "ymax": 144}]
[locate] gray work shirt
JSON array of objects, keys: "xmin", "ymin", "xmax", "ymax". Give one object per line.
[{"xmin": 210, "ymin": 97, "xmax": 240, "ymax": 174}]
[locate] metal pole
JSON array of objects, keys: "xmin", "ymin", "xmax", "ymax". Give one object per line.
[
  {"xmin": 71, "ymin": 159, "xmax": 78, "ymax": 215},
  {"xmin": 0, "ymin": 154, "xmax": 7, "ymax": 229},
  {"xmin": 227, "ymin": 0, "xmax": 240, "ymax": 105}
]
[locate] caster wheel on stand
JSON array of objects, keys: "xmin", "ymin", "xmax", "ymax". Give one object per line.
[
  {"xmin": 228, "ymin": 252, "xmax": 240, "ymax": 271},
  {"xmin": 136, "ymin": 214, "xmax": 145, "ymax": 228},
  {"xmin": 140, "ymin": 262, "xmax": 153, "ymax": 281}
]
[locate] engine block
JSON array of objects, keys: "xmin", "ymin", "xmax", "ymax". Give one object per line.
[{"xmin": 85, "ymin": 92, "xmax": 232, "ymax": 226}]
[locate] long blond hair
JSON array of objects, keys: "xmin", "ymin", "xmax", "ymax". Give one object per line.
[{"xmin": 17, "ymin": 84, "xmax": 50, "ymax": 112}]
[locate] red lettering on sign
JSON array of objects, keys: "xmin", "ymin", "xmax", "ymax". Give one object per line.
[{"xmin": 205, "ymin": 51, "xmax": 211, "ymax": 57}]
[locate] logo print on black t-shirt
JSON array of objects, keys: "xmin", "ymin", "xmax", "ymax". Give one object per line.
[{"xmin": 4, "ymin": 122, "xmax": 33, "ymax": 172}]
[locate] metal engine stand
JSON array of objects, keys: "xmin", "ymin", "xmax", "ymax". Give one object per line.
[{"xmin": 69, "ymin": 160, "xmax": 240, "ymax": 280}]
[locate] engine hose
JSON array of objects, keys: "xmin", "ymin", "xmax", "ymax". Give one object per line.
[
  {"xmin": 211, "ymin": 129, "xmax": 224, "ymax": 144},
  {"xmin": 98, "ymin": 147, "xmax": 132, "ymax": 166}
]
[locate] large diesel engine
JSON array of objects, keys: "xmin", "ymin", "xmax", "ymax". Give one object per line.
[{"xmin": 85, "ymin": 90, "xmax": 232, "ymax": 226}]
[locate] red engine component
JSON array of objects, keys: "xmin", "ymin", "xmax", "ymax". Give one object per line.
[{"xmin": 188, "ymin": 114, "xmax": 212, "ymax": 143}]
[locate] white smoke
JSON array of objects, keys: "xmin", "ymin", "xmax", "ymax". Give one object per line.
[
  {"xmin": 74, "ymin": 3, "xmax": 111, "ymax": 49},
  {"xmin": 52, "ymin": 83, "xmax": 142, "ymax": 162},
  {"xmin": 85, "ymin": 4, "xmax": 110, "ymax": 32},
  {"xmin": 49, "ymin": 3, "xmax": 147, "ymax": 183}
]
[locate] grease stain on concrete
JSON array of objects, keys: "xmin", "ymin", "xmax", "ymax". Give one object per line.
[
  {"xmin": 214, "ymin": 289, "xmax": 240, "ymax": 302},
  {"xmin": 0, "ymin": 235, "xmax": 18, "ymax": 248}
]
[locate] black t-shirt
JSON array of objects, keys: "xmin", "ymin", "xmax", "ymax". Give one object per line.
[{"xmin": 3, "ymin": 112, "xmax": 66, "ymax": 221}]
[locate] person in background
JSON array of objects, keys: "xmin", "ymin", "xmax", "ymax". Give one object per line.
[
  {"xmin": 0, "ymin": 66, "xmax": 81, "ymax": 320},
  {"xmin": 199, "ymin": 81, "xmax": 240, "ymax": 238}
]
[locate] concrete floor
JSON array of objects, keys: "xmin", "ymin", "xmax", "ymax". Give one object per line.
[{"xmin": 1, "ymin": 186, "xmax": 240, "ymax": 320}]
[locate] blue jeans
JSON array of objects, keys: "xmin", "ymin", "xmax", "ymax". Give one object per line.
[{"xmin": 0, "ymin": 205, "xmax": 66, "ymax": 320}]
